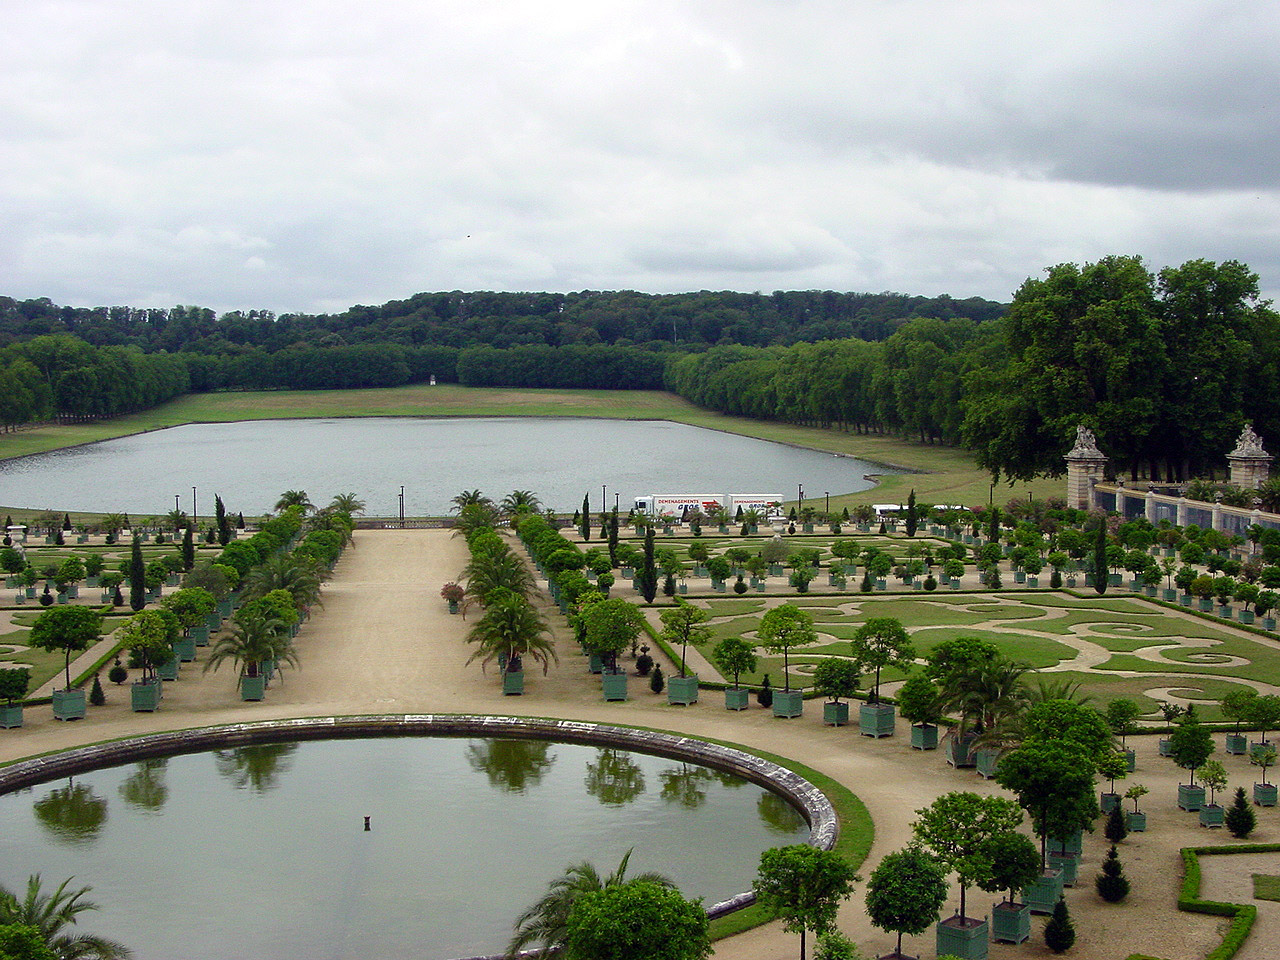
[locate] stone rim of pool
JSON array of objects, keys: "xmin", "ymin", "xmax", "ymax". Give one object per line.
[{"xmin": 0, "ymin": 713, "xmax": 838, "ymax": 959}]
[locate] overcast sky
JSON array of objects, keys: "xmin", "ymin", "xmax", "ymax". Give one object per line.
[{"xmin": 3, "ymin": 0, "xmax": 1278, "ymax": 316}]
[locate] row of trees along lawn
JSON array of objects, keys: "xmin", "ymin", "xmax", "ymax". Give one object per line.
[{"xmin": 667, "ymin": 257, "xmax": 1280, "ymax": 482}]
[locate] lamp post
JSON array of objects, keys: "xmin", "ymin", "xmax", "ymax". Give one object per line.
[
  {"xmin": 798, "ymin": 483, "xmax": 804, "ymax": 515},
  {"xmin": 602, "ymin": 484, "xmax": 607, "ymax": 520},
  {"xmin": 191, "ymin": 487, "xmax": 197, "ymax": 526},
  {"xmin": 175, "ymin": 494, "xmax": 180, "ymax": 515},
  {"xmin": 825, "ymin": 491, "xmax": 830, "ymax": 516},
  {"xmin": 399, "ymin": 485, "xmax": 405, "ymax": 529}
]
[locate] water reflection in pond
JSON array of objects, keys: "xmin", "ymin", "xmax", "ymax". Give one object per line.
[{"xmin": 2, "ymin": 737, "xmax": 807, "ymax": 960}]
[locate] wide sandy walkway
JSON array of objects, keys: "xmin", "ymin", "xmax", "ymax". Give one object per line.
[{"xmin": 2, "ymin": 529, "xmax": 1272, "ymax": 960}]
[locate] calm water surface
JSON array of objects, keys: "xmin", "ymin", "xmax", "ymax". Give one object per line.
[
  {"xmin": 0, "ymin": 737, "xmax": 807, "ymax": 960},
  {"xmin": 0, "ymin": 417, "xmax": 896, "ymax": 515}
]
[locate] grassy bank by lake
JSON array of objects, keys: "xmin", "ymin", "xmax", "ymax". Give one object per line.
[{"xmin": 0, "ymin": 385, "xmax": 1061, "ymax": 513}]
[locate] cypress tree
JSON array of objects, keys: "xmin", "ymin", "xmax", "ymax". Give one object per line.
[
  {"xmin": 1044, "ymin": 897, "xmax": 1075, "ymax": 952},
  {"xmin": 1225, "ymin": 786, "xmax": 1256, "ymax": 838},
  {"xmin": 182, "ymin": 525, "xmax": 195, "ymax": 571},
  {"xmin": 649, "ymin": 664, "xmax": 665, "ymax": 694},
  {"xmin": 905, "ymin": 489, "xmax": 918, "ymax": 538},
  {"xmin": 608, "ymin": 509, "xmax": 619, "ymax": 567},
  {"xmin": 1104, "ymin": 803, "xmax": 1127, "ymax": 843},
  {"xmin": 1095, "ymin": 845, "xmax": 1130, "ymax": 903},
  {"xmin": 89, "ymin": 673, "xmax": 105, "ymax": 706},
  {"xmin": 640, "ymin": 527, "xmax": 658, "ymax": 603},
  {"xmin": 1094, "ymin": 519, "xmax": 1109, "ymax": 595},
  {"xmin": 237, "ymin": 512, "xmax": 245, "ymax": 529},
  {"xmin": 581, "ymin": 494, "xmax": 591, "ymax": 541},
  {"xmin": 987, "ymin": 505, "xmax": 1000, "ymax": 543},
  {"xmin": 215, "ymin": 495, "xmax": 231, "ymax": 546},
  {"xmin": 129, "ymin": 535, "xmax": 146, "ymax": 611}
]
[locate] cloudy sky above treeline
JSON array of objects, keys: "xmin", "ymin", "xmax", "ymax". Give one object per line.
[{"xmin": 3, "ymin": 0, "xmax": 1278, "ymax": 315}]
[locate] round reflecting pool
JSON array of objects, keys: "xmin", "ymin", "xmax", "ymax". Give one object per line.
[{"xmin": 1, "ymin": 732, "xmax": 811, "ymax": 960}]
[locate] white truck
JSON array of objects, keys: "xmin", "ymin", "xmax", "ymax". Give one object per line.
[{"xmin": 631, "ymin": 494, "xmax": 784, "ymax": 521}]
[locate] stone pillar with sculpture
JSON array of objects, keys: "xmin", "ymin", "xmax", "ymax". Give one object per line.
[
  {"xmin": 1065, "ymin": 425, "xmax": 1108, "ymax": 511},
  {"xmin": 1227, "ymin": 424, "xmax": 1272, "ymax": 490}
]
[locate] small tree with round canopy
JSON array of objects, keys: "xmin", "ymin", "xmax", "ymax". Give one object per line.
[
  {"xmin": 1169, "ymin": 710, "xmax": 1215, "ymax": 786},
  {"xmin": 865, "ymin": 846, "xmax": 947, "ymax": 960},
  {"xmin": 659, "ymin": 599, "xmax": 710, "ymax": 678},
  {"xmin": 757, "ymin": 603, "xmax": 817, "ymax": 693},
  {"xmin": 29, "ymin": 606, "xmax": 103, "ymax": 690},
  {"xmin": 911, "ymin": 791, "xmax": 1023, "ymax": 922},
  {"xmin": 711, "ymin": 637, "xmax": 757, "ymax": 690},
  {"xmin": 995, "ymin": 742, "xmax": 1099, "ymax": 872},
  {"xmin": 753, "ymin": 845, "xmax": 858, "ymax": 960},
  {"xmin": 978, "ymin": 829, "xmax": 1042, "ymax": 906},
  {"xmin": 848, "ymin": 617, "xmax": 914, "ymax": 704}
]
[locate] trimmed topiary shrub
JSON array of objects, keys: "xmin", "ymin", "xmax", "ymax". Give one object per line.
[
  {"xmin": 649, "ymin": 664, "xmax": 665, "ymax": 694},
  {"xmin": 1225, "ymin": 787, "xmax": 1256, "ymax": 839},
  {"xmin": 1096, "ymin": 845, "xmax": 1130, "ymax": 903},
  {"xmin": 1045, "ymin": 897, "xmax": 1075, "ymax": 952}
]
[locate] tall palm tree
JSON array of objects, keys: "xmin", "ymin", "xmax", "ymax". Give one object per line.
[
  {"xmin": 203, "ymin": 609, "xmax": 297, "ymax": 683},
  {"xmin": 452, "ymin": 501, "xmax": 501, "ymax": 538},
  {"xmin": 451, "ymin": 489, "xmax": 493, "ymax": 513},
  {"xmin": 0, "ymin": 874, "xmax": 132, "ymax": 959},
  {"xmin": 942, "ymin": 655, "xmax": 1030, "ymax": 751},
  {"xmin": 466, "ymin": 595, "xmax": 558, "ymax": 675},
  {"xmin": 1025, "ymin": 676, "xmax": 1093, "ymax": 706},
  {"xmin": 273, "ymin": 490, "xmax": 313, "ymax": 514},
  {"xmin": 500, "ymin": 490, "xmax": 542, "ymax": 518},
  {"xmin": 327, "ymin": 492, "xmax": 366, "ymax": 515},
  {"xmin": 463, "ymin": 545, "xmax": 537, "ymax": 609},
  {"xmin": 507, "ymin": 850, "xmax": 674, "ymax": 959},
  {"xmin": 241, "ymin": 553, "xmax": 322, "ymax": 610}
]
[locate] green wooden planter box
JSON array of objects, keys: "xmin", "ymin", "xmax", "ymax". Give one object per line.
[
  {"xmin": 1100, "ymin": 792, "xmax": 1120, "ymax": 814},
  {"xmin": 1180, "ymin": 594, "xmax": 1193, "ymax": 606},
  {"xmin": 1178, "ymin": 783, "xmax": 1206, "ymax": 811},
  {"xmin": 1024, "ymin": 870, "xmax": 1064, "ymax": 914},
  {"xmin": 588, "ymin": 652, "xmax": 604, "ymax": 674},
  {"xmin": 1014, "ymin": 571, "xmax": 1026, "ymax": 583},
  {"xmin": 52, "ymin": 688, "xmax": 85, "ymax": 721},
  {"xmin": 189, "ymin": 624, "xmax": 210, "ymax": 646},
  {"xmin": 1027, "ymin": 576, "xmax": 1039, "ymax": 588},
  {"xmin": 217, "ymin": 597, "xmax": 233, "ymax": 617},
  {"xmin": 206, "ymin": 612, "xmax": 223, "ymax": 632},
  {"xmin": 1240, "ymin": 610, "xmax": 1256, "ymax": 624},
  {"xmin": 1047, "ymin": 852, "xmax": 1078, "ymax": 887},
  {"xmin": 667, "ymin": 675, "xmax": 699, "ymax": 705},
  {"xmin": 131, "ymin": 680, "xmax": 161, "ymax": 712},
  {"xmin": 859, "ymin": 702, "xmax": 896, "ymax": 738},
  {"xmin": 1126, "ymin": 811, "xmax": 1147, "ymax": 831},
  {"xmin": 946, "ymin": 732, "xmax": 978, "ymax": 768},
  {"xmin": 1199, "ymin": 804, "xmax": 1224, "ymax": 828},
  {"xmin": 1251, "ymin": 741, "xmax": 1274, "ymax": 761},
  {"xmin": 1199, "ymin": 598, "xmax": 1214, "ymax": 612},
  {"xmin": 1254, "ymin": 783, "xmax": 1277, "ymax": 806},
  {"xmin": 1159, "ymin": 738, "xmax": 1174, "ymax": 757},
  {"xmin": 602, "ymin": 672, "xmax": 628, "ymax": 702},
  {"xmin": 823, "ymin": 701, "xmax": 849, "ymax": 726},
  {"xmin": 772, "ymin": 689, "xmax": 804, "ymax": 718},
  {"xmin": 935, "ymin": 917, "xmax": 988, "ymax": 960},
  {"xmin": 911, "ymin": 723, "xmax": 939, "ymax": 750},
  {"xmin": 55, "ymin": 591, "xmax": 68, "ymax": 604},
  {"xmin": 1266, "ymin": 617, "xmax": 1278, "ymax": 631},
  {"xmin": 1, "ymin": 704, "xmax": 24, "ymax": 728},
  {"xmin": 1048, "ymin": 830, "xmax": 1083, "ymax": 856},
  {"xmin": 240, "ymin": 674, "xmax": 266, "ymax": 701},
  {"xmin": 951, "ymin": 579, "xmax": 962, "ymax": 589},
  {"xmin": 990, "ymin": 901, "xmax": 1031, "ymax": 944},
  {"xmin": 503, "ymin": 669, "xmax": 524, "ymax": 696},
  {"xmin": 769, "ymin": 564, "xmax": 784, "ymax": 577},
  {"xmin": 975, "ymin": 747, "xmax": 1002, "ymax": 779},
  {"xmin": 261, "ymin": 658, "xmax": 276, "ymax": 682},
  {"xmin": 724, "ymin": 687, "xmax": 750, "ymax": 711},
  {"xmin": 157, "ymin": 657, "xmax": 179, "ymax": 681},
  {"xmin": 173, "ymin": 635, "xmax": 197, "ymax": 663},
  {"xmin": 1124, "ymin": 748, "xmax": 1136, "ymax": 772},
  {"xmin": 1226, "ymin": 733, "xmax": 1248, "ymax": 754}
]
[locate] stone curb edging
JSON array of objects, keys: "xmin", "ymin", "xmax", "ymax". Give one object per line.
[{"xmin": 0, "ymin": 713, "xmax": 838, "ymax": 957}]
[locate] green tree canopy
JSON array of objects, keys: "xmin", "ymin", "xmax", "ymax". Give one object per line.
[
  {"xmin": 753, "ymin": 845, "xmax": 858, "ymax": 960},
  {"xmin": 864, "ymin": 846, "xmax": 947, "ymax": 957},
  {"xmin": 562, "ymin": 880, "xmax": 708, "ymax": 960},
  {"xmin": 28, "ymin": 606, "xmax": 103, "ymax": 689},
  {"xmin": 758, "ymin": 603, "xmax": 817, "ymax": 693},
  {"xmin": 848, "ymin": 617, "xmax": 914, "ymax": 702}
]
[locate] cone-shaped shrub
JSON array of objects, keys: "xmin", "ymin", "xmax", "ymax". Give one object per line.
[
  {"xmin": 1044, "ymin": 897, "xmax": 1076, "ymax": 952},
  {"xmin": 1225, "ymin": 786, "xmax": 1256, "ymax": 839},
  {"xmin": 1095, "ymin": 845, "xmax": 1130, "ymax": 903}
]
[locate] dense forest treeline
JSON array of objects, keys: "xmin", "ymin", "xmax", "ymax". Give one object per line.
[
  {"xmin": 2, "ymin": 258, "xmax": 1277, "ymax": 484},
  {"xmin": 0, "ymin": 289, "xmax": 1004, "ymax": 352}
]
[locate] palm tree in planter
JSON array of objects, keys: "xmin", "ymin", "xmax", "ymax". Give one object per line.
[
  {"xmin": 925, "ymin": 636, "xmax": 1001, "ymax": 766},
  {"xmin": 979, "ymin": 829, "xmax": 1042, "ymax": 944},
  {"xmin": 465, "ymin": 593, "xmax": 557, "ymax": 695},
  {"xmin": 897, "ymin": 674, "xmax": 943, "ymax": 750},
  {"xmin": 241, "ymin": 553, "xmax": 322, "ymax": 612},
  {"xmin": 1221, "ymin": 689, "xmax": 1259, "ymax": 754},
  {"xmin": 1124, "ymin": 783, "xmax": 1149, "ymax": 831},
  {"xmin": 203, "ymin": 608, "xmax": 295, "ymax": 701},
  {"xmin": 508, "ymin": 849, "xmax": 674, "ymax": 959},
  {"xmin": 0, "ymin": 667, "xmax": 30, "ymax": 728},
  {"xmin": 0, "ymin": 874, "xmax": 133, "ymax": 960},
  {"xmin": 1169, "ymin": 709, "xmax": 1215, "ymax": 811},
  {"xmin": 912, "ymin": 791, "xmax": 1023, "ymax": 956},
  {"xmin": 849, "ymin": 617, "xmax": 914, "ymax": 738},
  {"xmin": 659, "ymin": 599, "xmax": 710, "ymax": 705},
  {"xmin": 812, "ymin": 658, "xmax": 860, "ymax": 726},
  {"xmin": 712, "ymin": 637, "xmax": 758, "ymax": 710},
  {"xmin": 463, "ymin": 545, "xmax": 537, "ymax": 611},
  {"xmin": 864, "ymin": 846, "xmax": 948, "ymax": 959},
  {"xmin": 29, "ymin": 605, "xmax": 103, "ymax": 720},
  {"xmin": 757, "ymin": 602, "xmax": 817, "ymax": 718},
  {"xmin": 1251, "ymin": 742, "xmax": 1277, "ymax": 806},
  {"xmin": 1197, "ymin": 760, "xmax": 1228, "ymax": 827}
]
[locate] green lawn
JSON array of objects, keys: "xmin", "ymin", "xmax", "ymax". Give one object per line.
[{"xmin": 1252, "ymin": 875, "xmax": 1280, "ymax": 902}]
